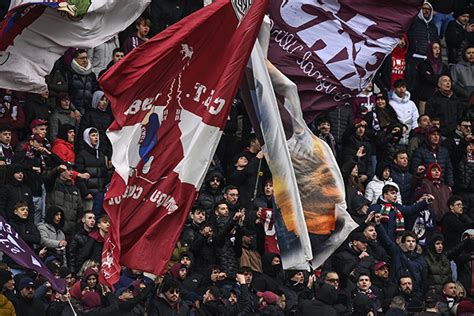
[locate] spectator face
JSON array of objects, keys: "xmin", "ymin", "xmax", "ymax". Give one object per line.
[
  {"xmin": 418, "ymin": 115, "xmax": 431, "ymax": 129},
  {"xmin": 443, "ymin": 282, "xmax": 457, "ymax": 298},
  {"xmin": 180, "ymin": 256, "xmax": 191, "ymax": 268},
  {"xmin": 250, "ymin": 138, "xmax": 262, "ymax": 152},
  {"xmin": 98, "ymin": 219, "xmax": 110, "ymax": 233},
  {"xmin": 209, "ymin": 177, "xmax": 221, "ymax": 190},
  {"xmin": 113, "ymin": 51, "xmax": 125, "ymax": 64},
  {"xmin": 60, "ymin": 98, "xmax": 70, "ymax": 109},
  {"xmin": 271, "ymin": 256, "xmax": 281, "ymax": 266},
  {"xmin": 357, "ymin": 275, "xmax": 371, "ymax": 291},
  {"xmin": 376, "ymin": 95, "xmax": 386, "ymax": 108},
  {"xmin": 82, "ymin": 213, "xmax": 96, "ymax": 229},
  {"xmin": 215, "ymin": 203, "xmax": 229, "ymax": 217},
  {"xmin": 357, "ymin": 204, "xmax": 369, "ymax": 215},
  {"xmin": 364, "ymin": 82, "xmax": 373, "ymax": 93},
  {"xmin": 434, "ymin": 240, "xmax": 444, "ymax": 254},
  {"xmin": 318, "ymin": 122, "xmax": 331, "ymax": 134},
  {"xmin": 229, "ymin": 292, "xmax": 238, "ymax": 304},
  {"xmin": 382, "ymin": 167, "xmax": 390, "ymax": 180},
  {"xmin": 383, "ymin": 189, "xmax": 398, "ymax": 203},
  {"xmin": 468, "ymin": 142, "xmax": 474, "ymax": 154},
  {"xmin": 40, "ymin": 90, "xmax": 49, "ymax": 99},
  {"xmin": 431, "ymin": 119, "xmax": 440, "ymax": 129},
  {"xmin": 210, "ymin": 269, "xmax": 220, "ymax": 282},
  {"xmin": 178, "ymin": 267, "xmax": 187, "ymax": 280},
  {"xmin": 14, "ymin": 206, "xmax": 29, "ymax": 219},
  {"xmin": 89, "ymin": 132, "xmax": 99, "ymax": 146},
  {"xmin": 363, "ymin": 225, "xmax": 377, "ymax": 241},
  {"xmin": 224, "ymin": 189, "xmax": 239, "ymax": 205},
  {"xmin": 75, "ymin": 52, "xmax": 89, "ymax": 68},
  {"xmin": 450, "ymin": 200, "xmax": 464, "ymax": 215},
  {"xmin": 20, "ymin": 286, "xmax": 34, "ymax": 299},
  {"xmin": 430, "ymin": 166, "xmax": 441, "ymax": 180},
  {"xmin": 3, "ymin": 278, "xmax": 14, "ymax": 291},
  {"xmin": 60, "ymin": 168, "xmax": 73, "ymax": 181},
  {"xmin": 355, "ymin": 122, "xmax": 367, "ymax": 137},
  {"xmin": 243, "ymin": 271, "xmax": 253, "ymax": 284},
  {"xmin": 394, "ymin": 84, "xmax": 407, "ymax": 98},
  {"xmin": 137, "ymin": 21, "xmax": 150, "ymax": 38},
  {"xmin": 98, "ymin": 97, "xmax": 108, "ymax": 111},
  {"xmin": 13, "ymin": 171, "xmax": 24, "ymax": 182},
  {"xmin": 437, "ymin": 76, "xmax": 451, "ymax": 94},
  {"xmin": 432, "ymin": 43, "xmax": 441, "ymax": 59},
  {"xmin": 403, "ymin": 236, "xmax": 417, "ymax": 252},
  {"xmin": 458, "ymin": 13, "xmax": 470, "ymax": 25},
  {"xmin": 119, "ymin": 288, "xmax": 134, "ymax": 301},
  {"xmin": 458, "ymin": 121, "xmax": 471, "ymax": 136},
  {"xmin": 399, "ymin": 277, "xmax": 413, "ymax": 294},
  {"xmin": 353, "ymin": 240, "xmax": 367, "ymax": 253},
  {"xmin": 191, "ymin": 210, "xmax": 206, "ymax": 225},
  {"xmin": 421, "ymin": 4, "xmax": 431, "ymax": 19},
  {"xmin": 264, "ymin": 181, "xmax": 273, "ymax": 198},
  {"xmin": 394, "ymin": 153, "xmax": 408, "ymax": 168},
  {"xmin": 86, "ymin": 275, "xmax": 97, "ymax": 288},
  {"xmin": 290, "ymin": 272, "xmax": 305, "ymax": 284},
  {"xmin": 466, "ymin": 47, "xmax": 474, "ymax": 63},
  {"xmin": 351, "ymin": 165, "xmax": 359, "ymax": 177},
  {"xmin": 0, "ymin": 130, "xmax": 11, "ymax": 145},
  {"xmin": 324, "ymin": 272, "xmax": 340, "ymax": 289},
  {"xmin": 374, "ymin": 265, "xmax": 389, "ymax": 279},
  {"xmin": 428, "ymin": 131, "xmax": 441, "ymax": 146},
  {"xmin": 164, "ymin": 288, "xmax": 180, "ymax": 303},
  {"xmin": 397, "ymin": 36, "xmax": 406, "ymax": 48},
  {"xmin": 242, "ymin": 234, "xmax": 253, "ymax": 247},
  {"xmin": 53, "ymin": 212, "xmax": 62, "ymax": 225},
  {"xmin": 235, "ymin": 156, "xmax": 248, "ymax": 168},
  {"xmin": 203, "ymin": 289, "xmax": 215, "ymax": 303},
  {"xmin": 33, "ymin": 125, "xmax": 47, "ymax": 138},
  {"xmin": 67, "ymin": 129, "xmax": 75, "ymax": 143}
]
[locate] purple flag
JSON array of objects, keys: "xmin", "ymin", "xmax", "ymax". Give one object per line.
[
  {"xmin": 0, "ymin": 216, "xmax": 66, "ymax": 293},
  {"xmin": 268, "ymin": 0, "xmax": 422, "ymax": 122}
]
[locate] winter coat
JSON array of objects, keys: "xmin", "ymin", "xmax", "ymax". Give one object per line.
[
  {"xmin": 51, "ymin": 138, "xmax": 75, "ymax": 165},
  {"xmin": 376, "ymin": 225, "xmax": 427, "ymax": 293},
  {"xmin": 298, "ymin": 284, "xmax": 338, "ymax": 316},
  {"xmin": 441, "ymin": 212, "xmax": 474, "ymax": 250},
  {"xmin": 391, "ymin": 163, "xmax": 414, "ymax": 204},
  {"xmin": 332, "ymin": 245, "xmax": 375, "ymax": 289},
  {"xmin": 425, "ymin": 91, "xmax": 463, "ymax": 137},
  {"xmin": 46, "ymin": 174, "xmax": 83, "ymax": 235},
  {"xmin": 326, "ymin": 104, "xmax": 353, "ymax": 144},
  {"xmin": 48, "ymin": 108, "xmax": 76, "ymax": 142},
  {"xmin": 414, "ymin": 178, "xmax": 451, "ymax": 223},
  {"xmin": 455, "ymin": 152, "xmax": 474, "ymax": 191},
  {"xmin": 68, "ymin": 225, "xmax": 91, "ymax": 274},
  {"xmin": 4, "ymin": 214, "xmax": 40, "ymax": 269},
  {"xmin": 341, "ymin": 133, "xmax": 373, "ymax": 177},
  {"xmin": 0, "ymin": 168, "xmax": 34, "ymax": 221},
  {"xmin": 75, "ymin": 145, "xmax": 108, "ymax": 198},
  {"xmin": 446, "ymin": 20, "xmax": 468, "ymax": 64},
  {"xmin": 389, "ymin": 91, "xmax": 419, "ymax": 132},
  {"xmin": 451, "ymin": 59, "xmax": 474, "ymax": 101},
  {"xmin": 407, "ymin": 4, "xmax": 439, "ymax": 57},
  {"xmin": 374, "ymin": 123, "xmax": 408, "ymax": 164},
  {"xmin": 0, "ymin": 293, "xmax": 15, "ymax": 316},
  {"xmin": 371, "ymin": 275, "xmax": 397, "ymax": 311},
  {"xmin": 13, "ymin": 145, "xmax": 50, "ymax": 197},
  {"xmin": 365, "ymin": 176, "xmax": 401, "ymax": 205},
  {"xmin": 23, "ymin": 94, "xmax": 52, "ymax": 129},
  {"xmin": 410, "ymin": 143, "xmax": 454, "ymax": 186},
  {"xmin": 87, "ymin": 36, "xmax": 119, "ymax": 77},
  {"xmin": 65, "ymin": 69, "xmax": 98, "ymax": 111},
  {"xmin": 369, "ymin": 197, "xmax": 428, "ymax": 242},
  {"xmin": 147, "ymin": 295, "xmax": 190, "ymax": 316},
  {"xmin": 213, "ymin": 216, "xmax": 242, "ymax": 278},
  {"xmin": 79, "ymin": 108, "xmax": 113, "ymax": 158},
  {"xmin": 12, "ymin": 294, "xmax": 45, "ymax": 316},
  {"xmin": 189, "ymin": 231, "xmax": 217, "ymax": 275},
  {"xmin": 197, "ymin": 170, "xmax": 225, "ymax": 213},
  {"xmin": 37, "ymin": 206, "xmax": 67, "ymax": 263},
  {"xmin": 195, "ymin": 284, "xmax": 251, "ymax": 316},
  {"xmin": 417, "ymin": 59, "xmax": 449, "ymax": 101},
  {"xmin": 77, "ymin": 230, "xmax": 105, "ymax": 268}
]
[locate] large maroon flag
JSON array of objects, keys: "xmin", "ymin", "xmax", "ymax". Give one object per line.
[
  {"xmin": 98, "ymin": 0, "xmax": 267, "ymax": 285},
  {"xmin": 268, "ymin": 0, "xmax": 422, "ymax": 122}
]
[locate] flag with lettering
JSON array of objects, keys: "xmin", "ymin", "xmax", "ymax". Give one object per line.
[
  {"xmin": 0, "ymin": 0, "xmax": 150, "ymax": 93},
  {"xmin": 0, "ymin": 216, "xmax": 65, "ymax": 293},
  {"xmin": 99, "ymin": 0, "xmax": 267, "ymax": 286},
  {"xmin": 268, "ymin": 0, "xmax": 422, "ymax": 121}
]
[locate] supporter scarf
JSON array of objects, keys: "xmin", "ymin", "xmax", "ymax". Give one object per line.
[
  {"xmin": 380, "ymin": 203, "xmax": 405, "ymax": 232},
  {"xmin": 71, "ymin": 58, "xmax": 92, "ymax": 76}
]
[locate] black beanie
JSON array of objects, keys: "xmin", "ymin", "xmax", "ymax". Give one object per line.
[{"xmin": 0, "ymin": 268, "xmax": 13, "ymax": 286}]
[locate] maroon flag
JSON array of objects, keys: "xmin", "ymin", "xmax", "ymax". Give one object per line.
[
  {"xmin": 98, "ymin": 0, "xmax": 267, "ymax": 285},
  {"xmin": 268, "ymin": 0, "xmax": 422, "ymax": 121},
  {"xmin": 0, "ymin": 216, "xmax": 65, "ymax": 293}
]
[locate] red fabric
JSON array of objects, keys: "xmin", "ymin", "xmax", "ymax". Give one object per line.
[
  {"xmin": 51, "ymin": 138, "xmax": 75, "ymax": 163},
  {"xmin": 390, "ymin": 34, "xmax": 409, "ymax": 89},
  {"xmin": 259, "ymin": 208, "xmax": 280, "ymax": 254},
  {"xmin": 98, "ymin": 0, "xmax": 267, "ymax": 286}
]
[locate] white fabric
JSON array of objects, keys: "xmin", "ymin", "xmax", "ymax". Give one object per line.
[
  {"xmin": 365, "ymin": 176, "xmax": 402, "ymax": 205},
  {"xmin": 389, "ymin": 91, "xmax": 419, "ymax": 132}
]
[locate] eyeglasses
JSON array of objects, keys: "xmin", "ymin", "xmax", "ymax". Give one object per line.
[
  {"xmin": 461, "ymin": 124, "xmax": 472, "ymax": 129},
  {"xmin": 210, "ymin": 178, "xmax": 220, "ymax": 182},
  {"xmin": 167, "ymin": 289, "xmax": 180, "ymax": 294}
]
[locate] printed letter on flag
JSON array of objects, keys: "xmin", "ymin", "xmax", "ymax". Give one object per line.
[
  {"xmin": 268, "ymin": 0, "xmax": 422, "ymax": 121},
  {"xmin": 99, "ymin": 0, "xmax": 268, "ymax": 286},
  {"xmin": 0, "ymin": 0, "xmax": 150, "ymax": 92},
  {"xmin": 0, "ymin": 216, "xmax": 65, "ymax": 293}
]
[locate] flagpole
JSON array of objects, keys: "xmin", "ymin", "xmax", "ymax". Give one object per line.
[
  {"xmin": 66, "ymin": 296, "xmax": 77, "ymax": 316},
  {"xmin": 252, "ymin": 159, "xmax": 262, "ymax": 201}
]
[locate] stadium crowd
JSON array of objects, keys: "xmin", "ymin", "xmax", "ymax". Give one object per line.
[{"xmin": 0, "ymin": 0, "xmax": 474, "ymax": 315}]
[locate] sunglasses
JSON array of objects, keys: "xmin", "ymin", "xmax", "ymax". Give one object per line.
[{"xmin": 167, "ymin": 289, "xmax": 180, "ymax": 294}]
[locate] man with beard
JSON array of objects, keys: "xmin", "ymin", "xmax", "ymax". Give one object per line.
[
  {"xmin": 371, "ymin": 261, "xmax": 397, "ymax": 312},
  {"xmin": 363, "ymin": 222, "xmax": 390, "ymax": 263},
  {"xmin": 197, "ymin": 171, "xmax": 224, "ymax": 214},
  {"xmin": 314, "ymin": 116, "xmax": 337, "ymax": 158},
  {"xmin": 12, "ymin": 277, "xmax": 45, "ymax": 316},
  {"xmin": 395, "ymin": 276, "xmax": 423, "ymax": 314},
  {"xmin": 320, "ymin": 271, "xmax": 351, "ymax": 316},
  {"xmin": 148, "ymin": 278, "xmax": 189, "ymax": 315}
]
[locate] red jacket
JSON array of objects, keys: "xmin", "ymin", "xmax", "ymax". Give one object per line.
[{"xmin": 52, "ymin": 138, "xmax": 75, "ymax": 164}]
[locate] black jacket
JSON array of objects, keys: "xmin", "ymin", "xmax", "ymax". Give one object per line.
[
  {"xmin": 0, "ymin": 170, "xmax": 34, "ymax": 221},
  {"xmin": 4, "ymin": 214, "xmax": 41, "ymax": 269},
  {"xmin": 68, "ymin": 225, "xmax": 92, "ymax": 273},
  {"xmin": 445, "ymin": 20, "xmax": 467, "ymax": 64},
  {"xmin": 65, "ymin": 69, "xmax": 98, "ymax": 111},
  {"xmin": 79, "ymin": 108, "xmax": 114, "ymax": 157},
  {"xmin": 425, "ymin": 91, "xmax": 463, "ymax": 137},
  {"xmin": 410, "ymin": 143, "xmax": 454, "ymax": 186},
  {"xmin": 12, "ymin": 294, "xmax": 46, "ymax": 316},
  {"xmin": 75, "ymin": 145, "xmax": 108, "ymax": 198}
]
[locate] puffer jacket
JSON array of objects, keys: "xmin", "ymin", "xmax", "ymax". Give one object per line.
[
  {"xmin": 48, "ymin": 107, "xmax": 76, "ymax": 142},
  {"xmin": 76, "ymin": 230, "xmax": 105, "ymax": 268},
  {"xmin": 79, "ymin": 109, "xmax": 113, "ymax": 158},
  {"xmin": 0, "ymin": 293, "xmax": 15, "ymax": 316},
  {"xmin": 68, "ymin": 225, "xmax": 92, "ymax": 274},
  {"xmin": 389, "ymin": 91, "xmax": 419, "ymax": 132},
  {"xmin": 214, "ymin": 216, "xmax": 242, "ymax": 278},
  {"xmin": 446, "ymin": 20, "xmax": 468, "ymax": 64},
  {"xmin": 46, "ymin": 174, "xmax": 83, "ymax": 235},
  {"xmin": 365, "ymin": 176, "xmax": 401, "ymax": 205},
  {"xmin": 0, "ymin": 166, "xmax": 34, "ymax": 221},
  {"xmin": 407, "ymin": 2, "xmax": 439, "ymax": 57},
  {"xmin": 197, "ymin": 170, "xmax": 225, "ymax": 213},
  {"xmin": 37, "ymin": 206, "xmax": 67, "ymax": 263},
  {"xmin": 455, "ymin": 152, "xmax": 474, "ymax": 191},
  {"xmin": 410, "ymin": 143, "xmax": 454, "ymax": 186},
  {"xmin": 391, "ymin": 163, "xmax": 414, "ymax": 204},
  {"xmin": 425, "ymin": 91, "xmax": 463, "ymax": 137},
  {"xmin": 424, "ymin": 234, "xmax": 452, "ymax": 293},
  {"xmin": 451, "ymin": 58, "xmax": 474, "ymax": 101},
  {"xmin": 75, "ymin": 144, "xmax": 108, "ymax": 198},
  {"xmin": 65, "ymin": 69, "xmax": 98, "ymax": 111}
]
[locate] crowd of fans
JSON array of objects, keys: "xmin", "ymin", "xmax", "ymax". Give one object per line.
[{"xmin": 0, "ymin": 0, "xmax": 474, "ymax": 315}]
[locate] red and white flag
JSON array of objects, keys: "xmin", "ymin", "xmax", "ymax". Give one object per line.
[{"xmin": 99, "ymin": 0, "xmax": 267, "ymax": 286}]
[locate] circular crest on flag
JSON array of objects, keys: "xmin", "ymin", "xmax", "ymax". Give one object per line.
[{"xmin": 231, "ymin": 0, "xmax": 253, "ymax": 19}]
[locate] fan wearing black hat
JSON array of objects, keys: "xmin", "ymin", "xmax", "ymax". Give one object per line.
[
  {"xmin": 332, "ymin": 231, "xmax": 375, "ymax": 290},
  {"xmin": 0, "ymin": 164, "xmax": 34, "ymax": 221},
  {"xmin": 11, "ymin": 276, "xmax": 46, "ymax": 316}
]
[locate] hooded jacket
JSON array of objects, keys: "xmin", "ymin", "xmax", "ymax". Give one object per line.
[
  {"xmin": 418, "ymin": 42, "xmax": 449, "ymax": 101},
  {"xmin": 51, "ymin": 123, "xmax": 76, "ymax": 164},
  {"xmin": 423, "ymin": 234, "xmax": 452, "ymax": 293},
  {"xmin": 365, "ymin": 164, "xmax": 401, "ymax": 205},
  {"xmin": 0, "ymin": 164, "xmax": 34, "ymax": 220},
  {"xmin": 37, "ymin": 206, "xmax": 67, "ymax": 264},
  {"xmin": 75, "ymin": 127, "xmax": 108, "ymax": 197},
  {"xmin": 389, "ymin": 91, "xmax": 419, "ymax": 132},
  {"xmin": 298, "ymin": 284, "xmax": 338, "ymax": 316},
  {"xmin": 451, "ymin": 45, "xmax": 474, "ymax": 100},
  {"xmin": 197, "ymin": 170, "xmax": 225, "ymax": 213},
  {"xmin": 77, "ymin": 230, "xmax": 105, "ymax": 269},
  {"xmin": 48, "ymin": 102, "xmax": 76, "ymax": 142},
  {"xmin": 407, "ymin": 2, "xmax": 439, "ymax": 57}
]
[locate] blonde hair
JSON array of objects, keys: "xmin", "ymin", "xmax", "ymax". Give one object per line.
[
  {"xmin": 455, "ymin": 281, "xmax": 466, "ymax": 299},
  {"xmin": 77, "ymin": 260, "xmax": 99, "ymax": 278}
]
